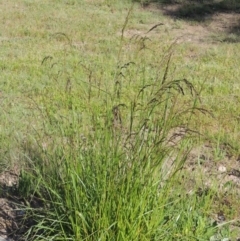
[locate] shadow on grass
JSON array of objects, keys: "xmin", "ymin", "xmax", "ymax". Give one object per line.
[
  {"xmin": 0, "ymin": 142, "xmax": 47, "ymax": 241},
  {"xmin": 147, "ymin": 0, "xmax": 240, "ymax": 42},
  {"xmin": 158, "ymin": 0, "xmax": 240, "ymax": 21},
  {"xmin": 224, "ymin": 19, "xmax": 240, "ymax": 42}
]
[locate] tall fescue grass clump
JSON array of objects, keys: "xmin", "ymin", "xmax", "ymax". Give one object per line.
[{"xmin": 18, "ymin": 18, "xmax": 216, "ymax": 241}]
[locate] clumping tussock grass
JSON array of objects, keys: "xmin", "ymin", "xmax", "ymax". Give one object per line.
[{"xmin": 16, "ymin": 10, "xmax": 220, "ymax": 240}]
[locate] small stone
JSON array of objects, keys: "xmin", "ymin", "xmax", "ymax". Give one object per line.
[{"xmin": 218, "ymin": 165, "xmax": 227, "ymax": 173}]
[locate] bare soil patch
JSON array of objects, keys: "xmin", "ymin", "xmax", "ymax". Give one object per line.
[{"xmin": 0, "ymin": 171, "xmax": 28, "ymax": 241}]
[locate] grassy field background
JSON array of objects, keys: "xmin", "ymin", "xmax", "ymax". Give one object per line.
[{"xmin": 0, "ymin": 0, "xmax": 240, "ymax": 240}]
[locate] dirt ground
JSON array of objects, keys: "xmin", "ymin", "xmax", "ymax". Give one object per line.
[{"xmin": 0, "ymin": 170, "xmax": 22, "ymax": 241}]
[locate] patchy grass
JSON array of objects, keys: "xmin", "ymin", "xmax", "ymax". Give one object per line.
[{"xmin": 0, "ymin": 0, "xmax": 240, "ymax": 240}]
